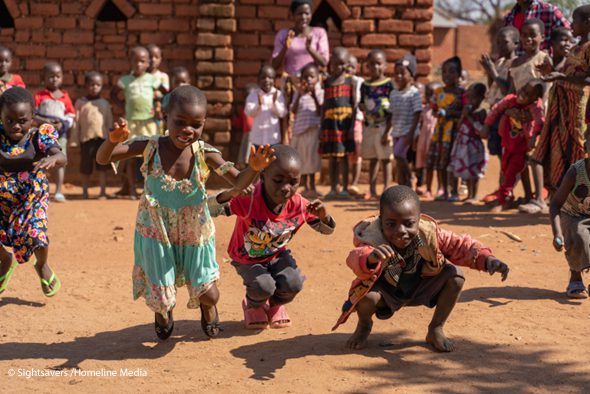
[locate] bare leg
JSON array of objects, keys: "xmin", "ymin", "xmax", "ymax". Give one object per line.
[
  {"xmin": 55, "ymin": 167, "xmax": 65, "ymax": 196},
  {"xmin": 396, "ymin": 158, "xmax": 411, "ymax": 187},
  {"xmin": 0, "ymin": 245, "xmax": 13, "ymax": 287},
  {"xmin": 369, "ymin": 159, "xmax": 379, "ymax": 196},
  {"xmin": 570, "ymin": 270, "xmax": 583, "ymax": 284},
  {"xmin": 346, "ymin": 291, "xmax": 382, "ymax": 350},
  {"xmin": 351, "ymin": 157, "xmax": 362, "ymax": 187},
  {"xmin": 521, "ymin": 164, "xmax": 533, "ymax": 201},
  {"xmin": 199, "ymin": 283, "xmax": 220, "ymax": 322},
  {"xmin": 33, "ymin": 246, "xmax": 58, "ymax": 294},
  {"xmin": 382, "ymin": 159, "xmax": 392, "ymax": 192},
  {"xmin": 81, "ymin": 174, "xmax": 90, "ymax": 199},
  {"xmin": 98, "ymin": 170, "xmax": 107, "ymax": 198},
  {"xmin": 301, "ymin": 175, "xmax": 309, "ymax": 192},
  {"xmin": 449, "ymin": 171, "xmax": 459, "ymax": 197},
  {"xmin": 426, "ymin": 276, "xmax": 465, "ymax": 352},
  {"xmin": 531, "ymin": 162, "xmax": 546, "ymax": 206},
  {"xmin": 426, "ymin": 168, "xmax": 434, "ymax": 193},
  {"xmin": 340, "ymin": 157, "xmax": 349, "ymax": 192},
  {"xmin": 329, "ymin": 157, "xmax": 338, "ymax": 193},
  {"xmin": 309, "ymin": 173, "xmax": 317, "ymax": 193}
]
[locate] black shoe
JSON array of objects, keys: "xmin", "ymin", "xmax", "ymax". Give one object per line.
[
  {"xmin": 200, "ymin": 305, "xmax": 221, "ymax": 338},
  {"xmin": 154, "ymin": 311, "xmax": 174, "ymax": 340}
]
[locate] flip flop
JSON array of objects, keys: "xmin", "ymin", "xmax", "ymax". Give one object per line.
[
  {"xmin": 268, "ymin": 304, "xmax": 291, "ymax": 329},
  {"xmin": 200, "ymin": 304, "xmax": 221, "ymax": 338},
  {"xmin": 39, "ymin": 270, "xmax": 61, "ymax": 297},
  {"xmin": 518, "ymin": 200, "xmax": 548, "ymax": 214},
  {"xmin": 566, "ymin": 281, "xmax": 588, "ymax": 299},
  {"xmin": 154, "ymin": 310, "xmax": 174, "ymax": 340},
  {"xmin": 0, "ymin": 259, "xmax": 16, "ymax": 294},
  {"xmin": 242, "ymin": 298, "xmax": 269, "ymax": 329}
]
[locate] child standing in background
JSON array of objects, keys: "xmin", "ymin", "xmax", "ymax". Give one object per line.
[
  {"xmin": 415, "ymin": 82, "xmax": 440, "ymax": 197},
  {"xmin": 234, "ymin": 84, "xmax": 256, "ymax": 168},
  {"xmin": 320, "ymin": 47, "xmax": 356, "ymax": 198},
  {"xmin": 0, "ymin": 46, "xmax": 25, "ymax": 93},
  {"xmin": 449, "ymin": 83, "xmax": 488, "ymax": 204},
  {"xmin": 34, "ymin": 62, "xmax": 75, "ymax": 203},
  {"xmin": 347, "ymin": 55, "xmax": 364, "ymax": 196},
  {"xmin": 161, "ymin": 66, "xmax": 191, "ymax": 113},
  {"xmin": 146, "ymin": 44, "xmax": 170, "ymax": 130},
  {"xmin": 389, "ymin": 55, "xmax": 422, "ymax": 188},
  {"xmin": 359, "ymin": 49, "xmax": 395, "ymax": 199},
  {"xmin": 290, "ymin": 63, "xmax": 324, "ymax": 197},
  {"xmin": 245, "ymin": 65, "xmax": 287, "ymax": 147},
  {"xmin": 111, "ymin": 46, "xmax": 165, "ymax": 199},
  {"xmin": 426, "ymin": 57, "xmax": 464, "ymax": 201},
  {"xmin": 74, "ymin": 71, "xmax": 113, "ymax": 200}
]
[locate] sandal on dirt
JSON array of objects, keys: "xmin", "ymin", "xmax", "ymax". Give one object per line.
[
  {"xmin": 566, "ymin": 281, "xmax": 588, "ymax": 299},
  {"xmin": 268, "ymin": 304, "xmax": 291, "ymax": 329},
  {"xmin": 518, "ymin": 200, "xmax": 548, "ymax": 214},
  {"xmin": 39, "ymin": 270, "xmax": 61, "ymax": 297},
  {"xmin": 0, "ymin": 259, "xmax": 17, "ymax": 294},
  {"xmin": 200, "ymin": 304, "xmax": 221, "ymax": 338},
  {"xmin": 154, "ymin": 311, "xmax": 174, "ymax": 340},
  {"xmin": 242, "ymin": 298, "xmax": 269, "ymax": 329}
]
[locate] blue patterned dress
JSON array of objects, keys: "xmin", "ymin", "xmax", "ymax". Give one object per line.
[{"xmin": 0, "ymin": 124, "xmax": 59, "ymax": 264}]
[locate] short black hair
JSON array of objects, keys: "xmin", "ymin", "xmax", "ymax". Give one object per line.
[
  {"xmin": 0, "ymin": 46, "xmax": 12, "ymax": 58},
  {"xmin": 443, "ymin": 56, "xmax": 462, "ymax": 75},
  {"xmin": 170, "ymin": 66, "xmax": 189, "ymax": 77},
  {"xmin": 130, "ymin": 46, "xmax": 149, "ymax": 58},
  {"xmin": 528, "ymin": 78, "xmax": 546, "ymax": 99},
  {"xmin": 146, "ymin": 43, "xmax": 161, "ymax": 53},
  {"xmin": 550, "ymin": 27, "xmax": 572, "ymax": 42},
  {"xmin": 301, "ymin": 62, "xmax": 319, "ymax": 75},
  {"xmin": 368, "ymin": 49, "xmax": 386, "ymax": 61},
  {"xmin": 84, "ymin": 71, "xmax": 102, "ymax": 84},
  {"xmin": 497, "ymin": 26, "xmax": 520, "ymax": 43},
  {"xmin": 166, "ymin": 85, "xmax": 207, "ymax": 113},
  {"xmin": 0, "ymin": 86, "xmax": 35, "ymax": 113},
  {"xmin": 258, "ymin": 64, "xmax": 276, "ymax": 79},
  {"xmin": 267, "ymin": 144, "xmax": 301, "ymax": 170},
  {"xmin": 469, "ymin": 82, "xmax": 487, "ymax": 99},
  {"xmin": 42, "ymin": 61, "xmax": 61, "ymax": 76},
  {"xmin": 332, "ymin": 46, "xmax": 350, "ymax": 62},
  {"xmin": 290, "ymin": 0, "xmax": 312, "ymax": 14},
  {"xmin": 523, "ymin": 18, "xmax": 545, "ymax": 35},
  {"xmin": 573, "ymin": 4, "xmax": 590, "ymax": 20},
  {"xmin": 380, "ymin": 186, "xmax": 420, "ymax": 214}
]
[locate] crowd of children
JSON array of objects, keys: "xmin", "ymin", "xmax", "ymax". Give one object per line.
[{"xmin": 0, "ymin": 0, "xmax": 588, "ymax": 355}]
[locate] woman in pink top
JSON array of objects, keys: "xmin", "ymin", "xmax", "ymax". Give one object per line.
[{"xmin": 271, "ymin": 0, "xmax": 330, "ymax": 77}]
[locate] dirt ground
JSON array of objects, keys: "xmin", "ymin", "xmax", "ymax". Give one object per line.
[{"xmin": 1, "ymin": 158, "xmax": 590, "ymax": 394}]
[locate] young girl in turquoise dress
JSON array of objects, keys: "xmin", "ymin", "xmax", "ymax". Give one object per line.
[
  {"xmin": 97, "ymin": 85, "xmax": 275, "ymax": 340},
  {"xmin": 0, "ymin": 87, "xmax": 67, "ymax": 298}
]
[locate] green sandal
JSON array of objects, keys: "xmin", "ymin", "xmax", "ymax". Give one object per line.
[
  {"xmin": 39, "ymin": 270, "xmax": 61, "ymax": 297},
  {"xmin": 0, "ymin": 260, "xmax": 17, "ymax": 294}
]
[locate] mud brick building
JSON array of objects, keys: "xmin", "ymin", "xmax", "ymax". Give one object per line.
[{"xmin": 0, "ymin": 0, "xmax": 433, "ymax": 166}]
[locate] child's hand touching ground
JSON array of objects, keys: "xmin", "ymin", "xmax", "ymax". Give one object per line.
[
  {"xmin": 109, "ymin": 118, "xmax": 129, "ymax": 143},
  {"xmin": 553, "ymin": 235, "xmax": 564, "ymax": 251},
  {"xmin": 248, "ymin": 144, "xmax": 276, "ymax": 172},
  {"xmin": 485, "ymin": 256, "xmax": 509, "ymax": 281},
  {"xmin": 307, "ymin": 199, "xmax": 328, "ymax": 221},
  {"xmin": 367, "ymin": 245, "xmax": 395, "ymax": 268}
]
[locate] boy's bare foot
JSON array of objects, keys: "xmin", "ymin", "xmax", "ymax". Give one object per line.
[
  {"xmin": 346, "ymin": 321, "xmax": 373, "ymax": 350},
  {"xmin": 426, "ymin": 325, "xmax": 455, "ymax": 352}
]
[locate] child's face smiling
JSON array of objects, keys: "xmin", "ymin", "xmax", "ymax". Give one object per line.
[
  {"xmin": 367, "ymin": 53, "xmax": 386, "ymax": 80},
  {"xmin": 301, "ymin": 67, "xmax": 318, "ymax": 87},
  {"xmin": 552, "ymin": 32, "xmax": 574, "ymax": 57},
  {"xmin": 441, "ymin": 62, "xmax": 459, "ymax": 88},
  {"xmin": 258, "ymin": 68, "xmax": 275, "ymax": 93},
  {"xmin": 1, "ymin": 102, "xmax": 34, "ymax": 142},
  {"xmin": 86, "ymin": 75, "xmax": 103, "ymax": 98},
  {"xmin": 380, "ymin": 200, "xmax": 420, "ymax": 251},
  {"xmin": 496, "ymin": 31, "xmax": 518, "ymax": 58},
  {"xmin": 148, "ymin": 47, "xmax": 162, "ymax": 73},
  {"xmin": 44, "ymin": 66, "xmax": 63, "ymax": 91},
  {"xmin": 262, "ymin": 159, "xmax": 301, "ymax": 206},
  {"xmin": 329, "ymin": 53, "xmax": 348, "ymax": 76},
  {"xmin": 521, "ymin": 24, "xmax": 542, "ymax": 54},
  {"xmin": 131, "ymin": 50, "xmax": 149, "ymax": 76},
  {"xmin": 166, "ymin": 102, "xmax": 206, "ymax": 149},
  {"xmin": 393, "ymin": 64, "xmax": 412, "ymax": 90},
  {"xmin": 0, "ymin": 50, "xmax": 12, "ymax": 76},
  {"xmin": 346, "ymin": 57, "xmax": 358, "ymax": 75},
  {"xmin": 293, "ymin": 4, "xmax": 311, "ymax": 32}
]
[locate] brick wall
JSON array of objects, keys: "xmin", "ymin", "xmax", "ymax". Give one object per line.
[{"xmin": 432, "ymin": 25, "xmax": 491, "ymax": 79}]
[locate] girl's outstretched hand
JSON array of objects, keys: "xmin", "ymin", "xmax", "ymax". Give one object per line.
[
  {"xmin": 485, "ymin": 256, "xmax": 509, "ymax": 281},
  {"xmin": 33, "ymin": 155, "xmax": 59, "ymax": 171},
  {"xmin": 248, "ymin": 144, "xmax": 276, "ymax": 172},
  {"xmin": 109, "ymin": 118, "xmax": 129, "ymax": 143},
  {"xmin": 307, "ymin": 199, "xmax": 328, "ymax": 220}
]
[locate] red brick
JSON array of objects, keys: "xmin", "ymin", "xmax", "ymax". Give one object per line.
[
  {"xmin": 79, "ymin": 18, "xmax": 94, "ymax": 30},
  {"xmin": 236, "ymin": 48, "xmax": 271, "ymax": 61},
  {"xmin": 138, "ymin": 4, "xmax": 172, "ymax": 15},
  {"xmin": 347, "ymin": 48, "xmax": 370, "ymax": 60},
  {"xmin": 398, "ymin": 34, "xmax": 433, "ymax": 47},
  {"xmin": 197, "ymin": 76, "xmax": 214, "ymax": 89},
  {"xmin": 112, "ymin": 0, "xmax": 136, "ymax": 18},
  {"xmin": 48, "ymin": 46, "xmax": 79, "ymax": 59},
  {"xmin": 239, "ymin": 0, "xmax": 270, "ymax": 4},
  {"xmin": 215, "ymin": 48, "xmax": 234, "ymax": 61},
  {"xmin": 215, "ymin": 77, "xmax": 233, "ymax": 90},
  {"xmin": 196, "ymin": 33, "xmax": 231, "ymax": 47},
  {"xmin": 63, "ymin": 32, "xmax": 94, "ymax": 44},
  {"xmin": 200, "ymin": 3, "xmax": 234, "ymax": 17},
  {"xmin": 360, "ymin": 34, "xmax": 396, "ymax": 47},
  {"xmin": 207, "ymin": 103, "xmax": 232, "ymax": 117},
  {"xmin": 260, "ymin": 34, "xmax": 275, "ymax": 46},
  {"xmin": 64, "ymin": 59, "xmax": 94, "ymax": 72},
  {"xmin": 326, "ymin": 0, "xmax": 351, "ymax": 18},
  {"xmin": 15, "ymin": 45, "xmax": 45, "ymax": 57},
  {"xmin": 32, "ymin": 31, "xmax": 62, "ymax": 44},
  {"xmin": 384, "ymin": 49, "xmax": 407, "ymax": 61},
  {"xmin": 196, "ymin": 18, "xmax": 215, "ymax": 31},
  {"xmin": 196, "ymin": 62, "xmax": 233, "ymax": 75},
  {"xmin": 30, "ymin": 3, "xmax": 59, "ymax": 16},
  {"xmin": 128, "ymin": 19, "xmax": 159, "ymax": 31},
  {"xmin": 233, "ymin": 61, "xmax": 262, "ymax": 76},
  {"xmin": 415, "ymin": 22, "xmax": 433, "ymax": 33},
  {"xmin": 205, "ymin": 119, "xmax": 231, "ymax": 132},
  {"xmin": 232, "ymin": 34, "xmax": 259, "ymax": 46},
  {"xmin": 176, "ymin": 5, "xmax": 199, "ymax": 17},
  {"xmin": 79, "ymin": 47, "xmax": 93, "ymax": 57},
  {"xmin": 239, "ymin": 18, "xmax": 272, "ymax": 32},
  {"xmin": 364, "ymin": 7, "xmax": 393, "ymax": 19},
  {"xmin": 46, "ymin": 17, "xmax": 77, "ymax": 30},
  {"xmin": 213, "ymin": 131, "xmax": 231, "ymax": 144},
  {"xmin": 15, "ymin": 31, "xmax": 30, "ymax": 43},
  {"xmin": 417, "ymin": 63, "xmax": 431, "ymax": 76},
  {"xmin": 416, "ymin": 0, "xmax": 434, "ymax": 5},
  {"xmin": 415, "ymin": 49, "xmax": 431, "ymax": 62},
  {"xmin": 166, "ymin": 50, "xmax": 193, "ymax": 60},
  {"xmin": 346, "ymin": 0, "xmax": 377, "ymax": 4},
  {"xmin": 61, "ymin": 2, "xmax": 82, "ymax": 15},
  {"xmin": 177, "ymin": 34, "xmax": 198, "ymax": 45},
  {"xmin": 274, "ymin": 20, "xmax": 292, "ymax": 31},
  {"xmin": 100, "ymin": 59, "xmax": 130, "ymax": 73},
  {"xmin": 236, "ymin": 5, "xmax": 255, "ymax": 18},
  {"xmin": 380, "ymin": 0, "xmax": 412, "ymax": 4},
  {"xmin": 351, "ymin": 6, "xmax": 361, "ymax": 19},
  {"xmin": 217, "ymin": 19, "xmax": 236, "ymax": 33},
  {"xmin": 204, "ymin": 90, "xmax": 233, "ymax": 104},
  {"xmin": 103, "ymin": 35, "xmax": 126, "ymax": 44},
  {"xmin": 26, "ymin": 58, "xmax": 47, "ymax": 71},
  {"xmin": 342, "ymin": 34, "xmax": 357, "ymax": 46},
  {"xmin": 4, "ymin": 0, "xmax": 20, "ymax": 17},
  {"xmin": 159, "ymin": 19, "xmax": 190, "ymax": 32},
  {"xmin": 258, "ymin": 6, "xmax": 288, "ymax": 19},
  {"xmin": 402, "ymin": 8, "xmax": 434, "ymax": 21},
  {"xmin": 342, "ymin": 20, "xmax": 374, "ymax": 33},
  {"xmin": 140, "ymin": 32, "xmax": 175, "ymax": 45},
  {"xmin": 18, "ymin": 3, "xmax": 28, "ymax": 16},
  {"xmin": 14, "ymin": 17, "xmax": 43, "ymax": 29},
  {"xmin": 379, "ymin": 20, "xmax": 413, "ymax": 33}
]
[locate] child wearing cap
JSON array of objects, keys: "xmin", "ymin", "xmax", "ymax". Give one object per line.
[{"xmin": 389, "ymin": 55, "xmax": 423, "ymax": 187}]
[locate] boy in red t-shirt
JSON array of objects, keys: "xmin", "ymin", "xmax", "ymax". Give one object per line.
[
  {"xmin": 224, "ymin": 144, "xmax": 336, "ymax": 329},
  {"xmin": 0, "ymin": 46, "xmax": 25, "ymax": 93},
  {"xmin": 34, "ymin": 62, "xmax": 76, "ymax": 203},
  {"xmin": 482, "ymin": 79, "xmax": 545, "ymax": 212}
]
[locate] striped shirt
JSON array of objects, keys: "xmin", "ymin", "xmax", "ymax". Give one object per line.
[
  {"xmin": 389, "ymin": 85, "xmax": 423, "ymax": 138},
  {"xmin": 291, "ymin": 85, "xmax": 324, "ymax": 136}
]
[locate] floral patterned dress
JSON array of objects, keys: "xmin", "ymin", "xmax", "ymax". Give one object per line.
[
  {"xmin": 132, "ymin": 136, "xmax": 223, "ymax": 316},
  {"xmin": 0, "ymin": 124, "xmax": 59, "ymax": 264}
]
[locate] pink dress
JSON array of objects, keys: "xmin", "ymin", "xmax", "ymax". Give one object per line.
[
  {"xmin": 272, "ymin": 27, "xmax": 330, "ymax": 76},
  {"xmin": 415, "ymin": 107, "xmax": 436, "ymax": 169}
]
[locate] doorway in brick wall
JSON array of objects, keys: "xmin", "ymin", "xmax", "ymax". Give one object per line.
[
  {"xmin": 0, "ymin": 0, "xmax": 14, "ymax": 28},
  {"xmin": 311, "ymin": 0, "xmax": 343, "ymax": 50}
]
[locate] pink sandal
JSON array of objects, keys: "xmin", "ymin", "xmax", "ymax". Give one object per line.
[
  {"xmin": 268, "ymin": 304, "xmax": 291, "ymax": 329},
  {"xmin": 242, "ymin": 299, "xmax": 269, "ymax": 330}
]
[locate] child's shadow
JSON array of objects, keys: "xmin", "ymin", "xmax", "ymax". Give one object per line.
[
  {"xmin": 460, "ymin": 286, "xmax": 583, "ymax": 306},
  {"xmin": 0, "ymin": 297, "xmax": 45, "ymax": 308},
  {"xmin": 0, "ymin": 320, "xmax": 257, "ymax": 370}
]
